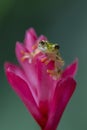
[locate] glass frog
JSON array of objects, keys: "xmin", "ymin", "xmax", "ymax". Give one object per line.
[
  {"xmin": 38, "ymin": 40, "xmax": 64, "ymax": 79},
  {"xmin": 21, "ymin": 40, "xmax": 64, "ymax": 79}
]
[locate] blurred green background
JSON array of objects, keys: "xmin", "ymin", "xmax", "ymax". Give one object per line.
[{"xmin": 0, "ymin": 0, "xmax": 87, "ymax": 130}]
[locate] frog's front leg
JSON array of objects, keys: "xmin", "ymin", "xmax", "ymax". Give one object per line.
[
  {"xmin": 40, "ymin": 56, "xmax": 48, "ymax": 63},
  {"xmin": 40, "ymin": 55, "xmax": 52, "ymax": 65},
  {"xmin": 44, "ymin": 58, "xmax": 52, "ymax": 65},
  {"xmin": 47, "ymin": 67, "xmax": 62, "ymax": 80}
]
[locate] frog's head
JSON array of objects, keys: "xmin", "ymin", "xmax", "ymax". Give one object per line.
[{"xmin": 38, "ymin": 40, "xmax": 60, "ymax": 53}]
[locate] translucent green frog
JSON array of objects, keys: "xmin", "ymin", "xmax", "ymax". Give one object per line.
[
  {"xmin": 38, "ymin": 40, "xmax": 64, "ymax": 79},
  {"xmin": 21, "ymin": 40, "xmax": 64, "ymax": 79}
]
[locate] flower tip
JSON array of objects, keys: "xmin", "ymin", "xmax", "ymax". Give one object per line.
[
  {"xmin": 4, "ymin": 62, "xmax": 15, "ymax": 75},
  {"xmin": 38, "ymin": 35, "xmax": 47, "ymax": 42},
  {"xmin": 15, "ymin": 41, "xmax": 24, "ymax": 55},
  {"xmin": 72, "ymin": 58, "xmax": 78, "ymax": 75},
  {"xmin": 62, "ymin": 58, "xmax": 78, "ymax": 78},
  {"xmin": 25, "ymin": 27, "xmax": 37, "ymax": 38},
  {"xmin": 27, "ymin": 27, "xmax": 36, "ymax": 33},
  {"xmin": 16, "ymin": 41, "xmax": 22, "ymax": 47},
  {"xmin": 4, "ymin": 62, "xmax": 10, "ymax": 71}
]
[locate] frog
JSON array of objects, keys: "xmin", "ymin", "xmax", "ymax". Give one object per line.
[
  {"xmin": 37, "ymin": 40, "xmax": 64, "ymax": 79},
  {"xmin": 21, "ymin": 40, "xmax": 64, "ymax": 79}
]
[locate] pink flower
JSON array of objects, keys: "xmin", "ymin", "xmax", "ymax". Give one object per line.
[{"xmin": 4, "ymin": 28, "xmax": 78, "ymax": 130}]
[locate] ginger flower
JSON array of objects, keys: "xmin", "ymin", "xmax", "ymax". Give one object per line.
[{"xmin": 4, "ymin": 28, "xmax": 78, "ymax": 130}]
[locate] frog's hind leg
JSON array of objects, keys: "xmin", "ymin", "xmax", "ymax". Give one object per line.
[{"xmin": 47, "ymin": 68, "xmax": 62, "ymax": 80}]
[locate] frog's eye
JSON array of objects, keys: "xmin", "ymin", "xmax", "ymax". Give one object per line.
[
  {"xmin": 55, "ymin": 44, "xmax": 60, "ymax": 49},
  {"xmin": 40, "ymin": 40, "xmax": 45, "ymax": 45}
]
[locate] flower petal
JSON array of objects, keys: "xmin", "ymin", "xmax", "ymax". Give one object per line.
[
  {"xmin": 44, "ymin": 77, "xmax": 76, "ymax": 130},
  {"xmin": 37, "ymin": 35, "xmax": 47, "ymax": 43},
  {"xmin": 4, "ymin": 63, "xmax": 43, "ymax": 126},
  {"xmin": 5, "ymin": 62, "xmax": 26, "ymax": 81},
  {"xmin": 16, "ymin": 42, "xmax": 56, "ymax": 116},
  {"xmin": 62, "ymin": 58, "xmax": 78, "ymax": 78},
  {"xmin": 15, "ymin": 42, "xmax": 39, "ymax": 104},
  {"xmin": 36, "ymin": 58, "xmax": 57, "ymax": 104},
  {"xmin": 24, "ymin": 28, "xmax": 37, "ymax": 52}
]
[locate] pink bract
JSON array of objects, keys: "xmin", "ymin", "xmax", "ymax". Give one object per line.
[{"xmin": 4, "ymin": 28, "xmax": 78, "ymax": 130}]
